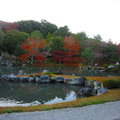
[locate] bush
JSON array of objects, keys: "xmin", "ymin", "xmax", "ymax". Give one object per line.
[{"xmin": 103, "ymin": 79, "xmax": 120, "ymax": 89}]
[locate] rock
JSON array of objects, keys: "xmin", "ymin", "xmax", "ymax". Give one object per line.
[
  {"xmin": 78, "ymin": 87, "xmax": 96, "ymax": 96},
  {"xmin": 65, "ymin": 77, "xmax": 87, "ymax": 85},
  {"xmin": 2, "ymin": 75, "xmax": 8, "ymax": 80},
  {"xmin": 55, "ymin": 76, "xmax": 64, "ymax": 83},
  {"xmin": 84, "ymin": 81, "xmax": 94, "ymax": 88},
  {"xmin": 97, "ymin": 88, "xmax": 108, "ymax": 95},
  {"xmin": 28, "ymin": 76, "xmax": 35, "ymax": 82},
  {"xmin": 93, "ymin": 81, "xmax": 103, "ymax": 91},
  {"xmin": 42, "ymin": 70, "xmax": 49, "ymax": 73},
  {"xmin": 20, "ymin": 77, "xmax": 29, "ymax": 82},
  {"xmin": 40, "ymin": 75, "xmax": 50, "ymax": 83},
  {"xmin": 8, "ymin": 74, "xmax": 17, "ymax": 82},
  {"xmin": 85, "ymin": 80, "xmax": 102, "ymax": 88},
  {"xmin": 35, "ymin": 76, "xmax": 41, "ymax": 83},
  {"xmin": 49, "ymin": 78, "xmax": 56, "ymax": 83},
  {"xmin": 18, "ymin": 70, "xmax": 24, "ymax": 75}
]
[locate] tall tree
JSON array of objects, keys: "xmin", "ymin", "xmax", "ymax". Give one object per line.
[
  {"xmin": 48, "ymin": 36, "xmax": 64, "ymax": 52},
  {"xmin": 17, "ymin": 20, "xmax": 58, "ymax": 38},
  {"xmin": 0, "ymin": 28, "xmax": 4, "ymax": 50},
  {"xmin": 2, "ymin": 30, "xmax": 29, "ymax": 55},
  {"xmin": 40, "ymin": 20, "xmax": 58, "ymax": 38},
  {"xmin": 54, "ymin": 26, "xmax": 70, "ymax": 37},
  {"xmin": 81, "ymin": 47, "xmax": 95, "ymax": 66},
  {"xmin": 117, "ymin": 44, "xmax": 120, "ymax": 59},
  {"xmin": 103, "ymin": 40, "xmax": 118, "ymax": 63},
  {"xmin": 17, "ymin": 20, "xmax": 42, "ymax": 34}
]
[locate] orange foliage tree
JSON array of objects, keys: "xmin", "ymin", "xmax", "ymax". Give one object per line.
[{"xmin": 19, "ymin": 38, "xmax": 48, "ymax": 63}]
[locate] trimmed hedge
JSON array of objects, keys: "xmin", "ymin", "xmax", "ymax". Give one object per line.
[{"xmin": 103, "ymin": 79, "xmax": 120, "ymax": 89}]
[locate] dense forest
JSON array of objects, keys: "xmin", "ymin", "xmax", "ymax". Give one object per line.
[{"xmin": 0, "ymin": 20, "xmax": 120, "ymax": 66}]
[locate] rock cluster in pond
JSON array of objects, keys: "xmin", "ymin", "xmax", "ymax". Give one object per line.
[{"xmin": 1, "ymin": 72, "xmax": 107, "ymax": 96}]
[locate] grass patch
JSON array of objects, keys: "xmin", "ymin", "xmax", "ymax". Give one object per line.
[
  {"xmin": 0, "ymin": 89, "xmax": 120, "ymax": 114},
  {"xmin": 103, "ymin": 79, "xmax": 120, "ymax": 89},
  {"xmin": 6, "ymin": 109, "xmax": 23, "ymax": 113},
  {"xmin": 86, "ymin": 77, "xmax": 120, "ymax": 82},
  {"xmin": 82, "ymin": 99, "xmax": 109, "ymax": 106}
]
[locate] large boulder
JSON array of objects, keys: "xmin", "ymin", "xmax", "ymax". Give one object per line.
[
  {"xmin": 40, "ymin": 75, "xmax": 50, "ymax": 83},
  {"xmin": 84, "ymin": 80, "xmax": 102, "ymax": 88},
  {"xmin": 65, "ymin": 77, "xmax": 87, "ymax": 85},
  {"xmin": 78, "ymin": 87, "xmax": 96, "ymax": 96}
]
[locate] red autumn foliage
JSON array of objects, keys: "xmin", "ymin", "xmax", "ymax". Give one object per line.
[
  {"xmin": 35, "ymin": 53, "xmax": 47, "ymax": 62},
  {"xmin": 18, "ymin": 54, "xmax": 31, "ymax": 62},
  {"xmin": 19, "ymin": 38, "xmax": 48, "ymax": 63},
  {"xmin": 64, "ymin": 36, "xmax": 80, "ymax": 55},
  {"xmin": 53, "ymin": 36, "xmax": 81, "ymax": 65}
]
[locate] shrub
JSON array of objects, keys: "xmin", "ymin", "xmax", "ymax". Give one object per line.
[{"xmin": 103, "ymin": 79, "xmax": 120, "ymax": 89}]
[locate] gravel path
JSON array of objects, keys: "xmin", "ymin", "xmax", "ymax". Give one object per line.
[{"xmin": 0, "ymin": 101, "xmax": 120, "ymax": 120}]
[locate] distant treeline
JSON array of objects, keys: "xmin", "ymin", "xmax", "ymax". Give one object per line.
[{"xmin": 0, "ymin": 20, "xmax": 120, "ymax": 65}]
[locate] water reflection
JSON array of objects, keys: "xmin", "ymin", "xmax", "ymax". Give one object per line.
[{"xmin": 0, "ymin": 81, "xmax": 81, "ymax": 107}]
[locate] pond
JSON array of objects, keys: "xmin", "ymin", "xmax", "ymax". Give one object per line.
[
  {"xmin": 0, "ymin": 66, "xmax": 120, "ymax": 107},
  {"xmin": 0, "ymin": 81, "xmax": 81, "ymax": 107}
]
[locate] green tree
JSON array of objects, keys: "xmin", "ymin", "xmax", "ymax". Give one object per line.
[
  {"xmin": 30, "ymin": 31, "xmax": 43, "ymax": 40},
  {"xmin": 47, "ymin": 37, "xmax": 64, "ymax": 52},
  {"xmin": 103, "ymin": 40, "xmax": 118, "ymax": 63},
  {"xmin": 72, "ymin": 32, "xmax": 88, "ymax": 47},
  {"xmin": 94, "ymin": 34, "xmax": 102, "ymax": 41},
  {"xmin": 17, "ymin": 20, "xmax": 42, "ymax": 34},
  {"xmin": 81, "ymin": 47, "xmax": 95, "ymax": 66},
  {"xmin": 0, "ymin": 28, "xmax": 4, "ymax": 50},
  {"xmin": 2, "ymin": 30, "xmax": 29, "ymax": 55},
  {"xmin": 40, "ymin": 20, "xmax": 58, "ymax": 38},
  {"xmin": 17, "ymin": 20, "xmax": 58, "ymax": 38},
  {"xmin": 54, "ymin": 26, "xmax": 70, "ymax": 37},
  {"xmin": 72, "ymin": 32, "xmax": 87, "ymax": 41}
]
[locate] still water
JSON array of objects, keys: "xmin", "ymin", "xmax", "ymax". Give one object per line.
[
  {"xmin": 0, "ymin": 66, "xmax": 120, "ymax": 107},
  {"xmin": 0, "ymin": 81, "xmax": 81, "ymax": 107}
]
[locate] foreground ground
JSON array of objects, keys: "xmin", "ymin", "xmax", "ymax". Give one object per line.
[{"xmin": 0, "ymin": 101, "xmax": 120, "ymax": 120}]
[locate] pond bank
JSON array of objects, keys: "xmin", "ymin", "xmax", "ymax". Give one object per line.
[{"xmin": 1, "ymin": 100, "xmax": 120, "ymax": 120}]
